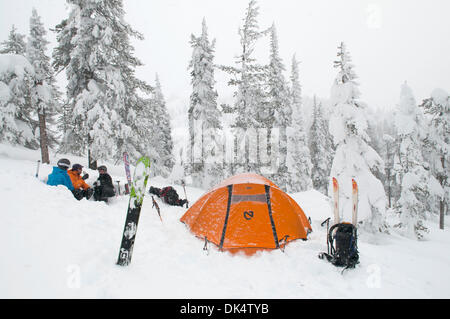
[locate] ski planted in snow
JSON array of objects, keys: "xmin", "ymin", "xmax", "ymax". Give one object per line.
[
  {"xmin": 332, "ymin": 177, "xmax": 340, "ymax": 224},
  {"xmin": 123, "ymin": 152, "xmax": 132, "ymax": 195},
  {"xmin": 117, "ymin": 156, "xmax": 151, "ymax": 266},
  {"xmin": 319, "ymin": 177, "xmax": 360, "ymax": 270},
  {"xmin": 352, "ymin": 179, "xmax": 358, "ymax": 226}
]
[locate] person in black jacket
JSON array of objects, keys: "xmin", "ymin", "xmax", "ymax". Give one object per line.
[{"xmin": 93, "ymin": 165, "xmax": 115, "ymax": 202}]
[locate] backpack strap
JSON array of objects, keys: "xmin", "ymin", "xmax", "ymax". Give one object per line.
[
  {"xmin": 161, "ymin": 187, "xmax": 172, "ymax": 197},
  {"xmin": 327, "ymin": 223, "xmax": 341, "ymax": 255}
]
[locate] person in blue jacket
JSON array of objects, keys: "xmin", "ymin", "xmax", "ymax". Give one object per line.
[{"xmin": 47, "ymin": 158, "xmax": 74, "ymax": 191}]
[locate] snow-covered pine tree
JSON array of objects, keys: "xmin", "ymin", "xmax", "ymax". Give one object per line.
[
  {"xmin": 264, "ymin": 24, "xmax": 292, "ymax": 190},
  {"xmin": 309, "ymin": 95, "xmax": 334, "ymax": 195},
  {"xmin": 133, "ymin": 93, "xmax": 162, "ymax": 176},
  {"xmin": 365, "ymin": 108, "xmax": 389, "ymax": 202},
  {"xmin": 151, "ymin": 74, "xmax": 174, "ymax": 178},
  {"xmin": 27, "ymin": 8, "xmax": 61, "ymax": 164},
  {"xmin": 188, "ymin": 18, "xmax": 223, "ymax": 189},
  {"xmin": 52, "ymin": 17, "xmax": 77, "ymax": 152},
  {"xmin": 382, "ymin": 133, "xmax": 398, "ymax": 208},
  {"xmin": 285, "ymin": 53, "xmax": 312, "ymax": 192},
  {"xmin": 0, "ymin": 54, "xmax": 36, "ymax": 147},
  {"xmin": 53, "ymin": 0, "xmax": 153, "ymax": 168},
  {"xmin": 393, "ymin": 82, "xmax": 442, "ymax": 240},
  {"xmin": 366, "ymin": 108, "xmax": 385, "ymax": 164},
  {"xmin": 328, "ymin": 42, "xmax": 386, "ymax": 231},
  {"xmin": 419, "ymin": 88, "xmax": 449, "ymax": 230},
  {"xmin": 0, "ymin": 25, "xmax": 26, "ymax": 55},
  {"xmin": 219, "ymin": 0, "xmax": 269, "ymax": 174},
  {"xmin": 53, "ymin": 0, "xmax": 116, "ymax": 165},
  {"xmin": 1, "ymin": 26, "xmax": 36, "ymax": 149}
]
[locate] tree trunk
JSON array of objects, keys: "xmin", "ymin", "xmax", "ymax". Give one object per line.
[
  {"xmin": 279, "ymin": 126, "xmax": 287, "ymax": 167},
  {"xmin": 87, "ymin": 134, "xmax": 97, "ymax": 170},
  {"xmin": 88, "ymin": 148, "xmax": 97, "ymax": 170},
  {"xmin": 38, "ymin": 110, "xmax": 50, "ymax": 164},
  {"xmin": 439, "ymin": 156, "xmax": 445, "ymax": 230},
  {"xmin": 387, "ymin": 169, "xmax": 392, "ymax": 208}
]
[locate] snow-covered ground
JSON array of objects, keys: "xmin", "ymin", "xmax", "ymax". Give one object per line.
[{"xmin": 1, "ymin": 143, "xmax": 449, "ymax": 299}]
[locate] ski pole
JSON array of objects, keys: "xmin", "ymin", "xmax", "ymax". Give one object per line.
[
  {"xmin": 321, "ymin": 217, "xmax": 331, "ymax": 255},
  {"xmin": 181, "ymin": 179, "xmax": 189, "ymax": 208},
  {"xmin": 152, "ymin": 196, "xmax": 162, "ymax": 222},
  {"xmin": 326, "ymin": 219, "xmax": 330, "ymax": 255},
  {"xmin": 35, "ymin": 160, "xmax": 41, "ymax": 178}
]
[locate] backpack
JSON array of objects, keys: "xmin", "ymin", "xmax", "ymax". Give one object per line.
[
  {"xmin": 319, "ymin": 222, "xmax": 359, "ymax": 270},
  {"xmin": 160, "ymin": 186, "xmax": 179, "ymax": 205}
]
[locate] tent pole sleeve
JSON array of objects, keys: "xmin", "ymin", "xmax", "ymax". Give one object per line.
[
  {"xmin": 219, "ymin": 185, "xmax": 233, "ymax": 250},
  {"xmin": 265, "ymin": 185, "xmax": 280, "ymax": 249}
]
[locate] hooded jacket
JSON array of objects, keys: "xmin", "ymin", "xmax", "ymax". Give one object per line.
[
  {"xmin": 68, "ymin": 169, "xmax": 90, "ymax": 190},
  {"xmin": 47, "ymin": 167, "xmax": 74, "ymax": 191}
]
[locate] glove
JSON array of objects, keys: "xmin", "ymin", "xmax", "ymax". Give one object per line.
[{"xmin": 82, "ymin": 173, "xmax": 89, "ymax": 180}]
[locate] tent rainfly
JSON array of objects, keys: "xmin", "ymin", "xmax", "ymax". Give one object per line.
[{"xmin": 180, "ymin": 173, "xmax": 312, "ymax": 255}]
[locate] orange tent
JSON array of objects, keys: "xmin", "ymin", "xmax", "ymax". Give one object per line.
[{"xmin": 180, "ymin": 173, "xmax": 312, "ymax": 255}]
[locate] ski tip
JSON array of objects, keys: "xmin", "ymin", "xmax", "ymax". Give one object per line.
[
  {"xmin": 332, "ymin": 177, "xmax": 338, "ymax": 190},
  {"xmin": 136, "ymin": 156, "xmax": 151, "ymax": 168},
  {"xmin": 352, "ymin": 179, "xmax": 358, "ymax": 190}
]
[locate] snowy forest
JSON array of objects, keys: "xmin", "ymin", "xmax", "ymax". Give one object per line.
[{"xmin": 0, "ymin": 0, "xmax": 448, "ymax": 241}]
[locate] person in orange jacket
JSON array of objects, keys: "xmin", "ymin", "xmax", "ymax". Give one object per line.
[{"xmin": 68, "ymin": 164, "xmax": 93, "ymax": 200}]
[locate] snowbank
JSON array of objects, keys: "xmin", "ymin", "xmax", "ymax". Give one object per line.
[{"xmin": 1, "ymin": 143, "xmax": 449, "ymax": 298}]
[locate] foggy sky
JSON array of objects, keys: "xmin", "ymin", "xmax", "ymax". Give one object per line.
[{"xmin": 1, "ymin": 0, "xmax": 449, "ymax": 114}]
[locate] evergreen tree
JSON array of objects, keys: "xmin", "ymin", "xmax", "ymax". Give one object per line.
[
  {"xmin": 266, "ymin": 24, "xmax": 292, "ymax": 190},
  {"xmin": 151, "ymin": 74, "xmax": 174, "ymax": 177},
  {"xmin": 286, "ymin": 54, "xmax": 312, "ymax": 192},
  {"xmin": 309, "ymin": 95, "xmax": 334, "ymax": 195},
  {"xmin": 27, "ymin": 8, "xmax": 61, "ymax": 163},
  {"xmin": 219, "ymin": 0, "xmax": 269, "ymax": 174},
  {"xmin": 328, "ymin": 42, "xmax": 386, "ymax": 231},
  {"xmin": 365, "ymin": 108, "xmax": 388, "ymax": 199},
  {"xmin": 52, "ymin": 17, "xmax": 77, "ymax": 152},
  {"xmin": 188, "ymin": 18, "xmax": 223, "ymax": 188},
  {"xmin": 0, "ymin": 54, "xmax": 36, "ymax": 147},
  {"xmin": 134, "ymin": 93, "xmax": 161, "ymax": 175},
  {"xmin": 53, "ymin": 0, "xmax": 152, "ymax": 167},
  {"xmin": 1, "ymin": 26, "xmax": 35, "ymax": 149},
  {"xmin": 393, "ymin": 83, "xmax": 442, "ymax": 239},
  {"xmin": 419, "ymin": 88, "xmax": 449, "ymax": 230},
  {"xmin": 0, "ymin": 25, "xmax": 26, "ymax": 55},
  {"xmin": 382, "ymin": 133, "xmax": 398, "ymax": 208}
]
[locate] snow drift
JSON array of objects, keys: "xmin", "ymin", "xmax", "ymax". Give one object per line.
[{"xmin": 1, "ymin": 143, "xmax": 450, "ymax": 298}]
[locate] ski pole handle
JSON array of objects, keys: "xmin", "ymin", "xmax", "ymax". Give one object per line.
[{"xmin": 321, "ymin": 217, "xmax": 331, "ymax": 227}]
